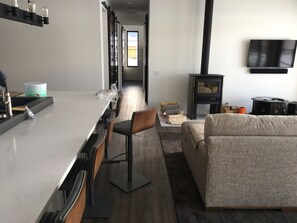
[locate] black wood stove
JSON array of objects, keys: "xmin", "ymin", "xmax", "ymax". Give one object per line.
[
  {"xmin": 187, "ymin": 74, "xmax": 223, "ymax": 119},
  {"xmin": 187, "ymin": 0, "xmax": 224, "ymax": 119}
]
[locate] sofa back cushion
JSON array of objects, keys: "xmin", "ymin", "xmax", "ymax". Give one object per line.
[{"xmin": 204, "ymin": 114, "xmax": 297, "ymax": 139}]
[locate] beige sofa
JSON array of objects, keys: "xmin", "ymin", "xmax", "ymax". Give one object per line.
[{"xmin": 181, "ymin": 113, "xmax": 297, "ymax": 209}]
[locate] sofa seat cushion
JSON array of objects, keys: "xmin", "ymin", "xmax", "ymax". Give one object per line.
[
  {"xmin": 181, "ymin": 121, "xmax": 205, "ymax": 149},
  {"xmin": 205, "ymin": 114, "xmax": 297, "ymax": 139}
]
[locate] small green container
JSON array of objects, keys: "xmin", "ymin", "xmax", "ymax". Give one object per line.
[{"xmin": 24, "ymin": 82, "xmax": 47, "ymax": 97}]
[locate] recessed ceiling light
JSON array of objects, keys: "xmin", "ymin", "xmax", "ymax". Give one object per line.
[{"xmin": 128, "ymin": 1, "xmax": 132, "ymax": 4}]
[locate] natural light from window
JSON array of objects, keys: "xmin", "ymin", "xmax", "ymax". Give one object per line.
[{"xmin": 127, "ymin": 31, "xmax": 138, "ymax": 67}]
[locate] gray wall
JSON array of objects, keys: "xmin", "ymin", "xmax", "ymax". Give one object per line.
[{"xmin": 0, "ymin": 0, "xmax": 103, "ymax": 92}]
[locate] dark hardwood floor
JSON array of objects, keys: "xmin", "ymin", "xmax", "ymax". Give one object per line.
[{"xmin": 82, "ymin": 81, "xmax": 177, "ymax": 223}]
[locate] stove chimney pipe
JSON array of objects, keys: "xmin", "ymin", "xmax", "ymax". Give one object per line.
[{"xmin": 200, "ymin": 0, "xmax": 214, "ymax": 75}]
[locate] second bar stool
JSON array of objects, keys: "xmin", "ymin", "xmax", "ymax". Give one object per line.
[
  {"xmin": 39, "ymin": 170, "xmax": 87, "ymax": 223},
  {"xmin": 59, "ymin": 130, "xmax": 112, "ymax": 218},
  {"xmin": 101, "ymin": 93, "xmax": 123, "ymax": 129},
  {"xmin": 109, "ymin": 107, "xmax": 157, "ymax": 193}
]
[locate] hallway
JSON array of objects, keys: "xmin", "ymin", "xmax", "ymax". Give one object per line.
[{"xmin": 83, "ymin": 81, "xmax": 177, "ymax": 223}]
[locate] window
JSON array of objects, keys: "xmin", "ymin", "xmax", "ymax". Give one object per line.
[{"xmin": 127, "ymin": 31, "xmax": 139, "ymax": 67}]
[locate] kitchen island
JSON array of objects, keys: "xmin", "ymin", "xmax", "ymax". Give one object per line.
[{"xmin": 0, "ymin": 91, "xmax": 109, "ymax": 223}]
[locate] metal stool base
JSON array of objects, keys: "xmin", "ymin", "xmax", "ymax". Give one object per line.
[
  {"xmin": 109, "ymin": 172, "xmax": 151, "ymax": 193},
  {"xmin": 83, "ymin": 194, "xmax": 112, "ymax": 218}
]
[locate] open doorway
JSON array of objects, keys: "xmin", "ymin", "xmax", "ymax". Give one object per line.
[
  {"xmin": 122, "ymin": 27, "xmax": 144, "ymax": 82},
  {"xmin": 120, "ymin": 22, "xmax": 148, "ymax": 104},
  {"xmin": 105, "ymin": 0, "xmax": 149, "ymax": 104}
]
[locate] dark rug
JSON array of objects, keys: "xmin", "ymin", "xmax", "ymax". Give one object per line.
[
  {"xmin": 159, "ymin": 132, "xmax": 182, "ymax": 154},
  {"xmin": 159, "ymin": 131, "xmax": 297, "ymax": 223}
]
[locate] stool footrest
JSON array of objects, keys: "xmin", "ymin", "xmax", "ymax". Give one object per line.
[{"xmin": 103, "ymin": 152, "xmax": 127, "ymax": 163}]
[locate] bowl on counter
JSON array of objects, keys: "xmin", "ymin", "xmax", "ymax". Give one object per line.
[{"xmin": 24, "ymin": 82, "xmax": 47, "ymax": 97}]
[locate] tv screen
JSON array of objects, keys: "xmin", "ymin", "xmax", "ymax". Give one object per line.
[{"xmin": 247, "ymin": 40, "xmax": 297, "ymax": 68}]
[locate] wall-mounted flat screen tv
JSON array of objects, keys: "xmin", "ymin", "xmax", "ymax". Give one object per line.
[{"xmin": 247, "ymin": 40, "xmax": 297, "ymax": 68}]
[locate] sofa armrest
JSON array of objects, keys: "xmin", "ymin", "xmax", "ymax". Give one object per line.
[{"xmin": 181, "ymin": 121, "xmax": 205, "ymax": 149}]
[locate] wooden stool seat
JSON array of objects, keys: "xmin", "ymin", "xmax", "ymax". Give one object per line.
[{"xmin": 113, "ymin": 120, "xmax": 131, "ymax": 135}]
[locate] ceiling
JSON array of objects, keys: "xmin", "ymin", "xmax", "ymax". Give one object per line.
[{"xmin": 107, "ymin": 0, "xmax": 149, "ymax": 15}]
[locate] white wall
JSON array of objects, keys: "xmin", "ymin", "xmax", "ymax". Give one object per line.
[
  {"xmin": 148, "ymin": 0, "xmax": 203, "ymax": 111},
  {"xmin": 117, "ymin": 13, "xmax": 146, "ymax": 26},
  {"xmin": 211, "ymin": 0, "xmax": 297, "ymax": 112},
  {"xmin": 123, "ymin": 25, "xmax": 144, "ymax": 81},
  {"xmin": 149, "ymin": 0, "xmax": 297, "ymax": 113},
  {"xmin": 0, "ymin": 0, "xmax": 103, "ymax": 92}
]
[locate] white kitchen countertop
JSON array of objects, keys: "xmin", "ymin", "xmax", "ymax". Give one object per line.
[{"xmin": 0, "ymin": 91, "xmax": 109, "ymax": 223}]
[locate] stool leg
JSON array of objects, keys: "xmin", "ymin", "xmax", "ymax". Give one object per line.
[
  {"xmin": 104, "ymin": 141, "xmax": 108, "ymax": 160},
  {"xmin": 109, "ymin": 134, "xmax": 151, "ymax": 192},
  {"xmin": 102, "ymin": 136, "xmax": 127, "ymax": 163},
  {"xmin": 127, "ymin": 134, "xmax": 132, "ymax": 182},
  {"xmin": 83, "ymin": 184, "xmax": 112, "ymax": 218},
  {"xmin": 87, "ymin": 184, "xmax": 95, "ymax": 207},
  {"xmin": 102, "ymin": 117, "xmax": 107, "ymax": 129}
]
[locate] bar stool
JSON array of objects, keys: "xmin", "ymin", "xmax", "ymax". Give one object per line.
[
  {"xmin": 101, "ymin": 93, "xmax": 123, "ymax": 129},
  {"xmin": 81, "ymin": 113, "xmax": 117, "ymax": 163},
  {"xmin": 102, "ymin": 111, "xmax": 128, "ymax": 163},
  {"xmin": 59, "ymin": 130, "xmax": 112, "ymax": 218},
  {"xmin": 109, "ymin": 107, "xmax": 157, "ymax": 193},
  {"xmin": 39, "ymin": 170, "xmax": 87, "ymax": 223}
]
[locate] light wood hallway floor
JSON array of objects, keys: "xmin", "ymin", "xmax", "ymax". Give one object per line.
[{"xmin": 82, "ymin": 81, "xmax": 177, "ymax": 223}]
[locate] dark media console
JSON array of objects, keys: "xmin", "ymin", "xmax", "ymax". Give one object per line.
[{"xmin": 251, "ymin": 97, "xmax": 287, "ymax": 115}]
